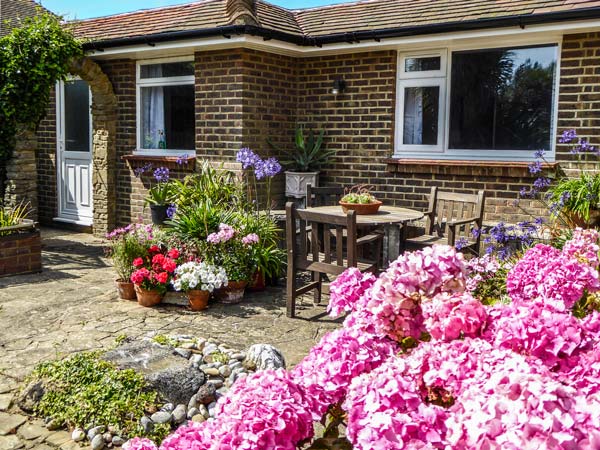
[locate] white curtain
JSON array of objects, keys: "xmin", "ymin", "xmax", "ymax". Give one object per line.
[
  {"xmin": 403, "ymin": 87, "xmax": 424, "ymax": 145},
  {"xmin": 141, "ymin": 65, "xmax": 165, "ymax": 149}
]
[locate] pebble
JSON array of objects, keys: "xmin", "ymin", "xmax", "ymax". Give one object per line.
[
  {"xmin": 187, "ymin": 407, "xmax": 199, "ymax": 419},
  {"xmin": 190, "ymin": 355, "xmax": 203, "ymax": 366},
  {"xmin": 162, "ymin": 403, "xmax": 174, "ymax": 412},
  {"xmin": 219, "ymin": 365, "xmax": 232, "ymax": 377},
  {"xmin": 228, "ymin": 361, "xmax": 242, "ymax": 369},
  {"xmin": 71, "ymin": 428, "xmax": 85, "ymax": 442},
  {"xmin": 191, "ymin": 414, "xmax": 205, "ymax": 423},
  {"xmin": 230, "ymin": 352, "xmax": 245, "ymax": 361},
  {"xmin": 46, "ymin": 418, "xmax": 62, "ymax": 430},
  {"xmin": 203, "ymin": 344, "xmax": 218, "ymax": 356},
  {"xmin": 112, "ymin": 436, "xmax": 125, "ymax": 446},
  {"xmin": 187, "ymin": 394, "xmax": 199, "ymax": 410},
  {"xmin": 103, "ymin": 432, "xmax": 113, "ymax": 443},
  {"xmin": 203, "ymin": 368, "xmax": 220, "ymax": 377},
  {"xmin": 151, "ymin": 411, "xmax": 172, "ymax": 424},
  {"xmin": 196, "ymin": 384, "xmax": 216, "ymax": 405},
  {"xmin": 141, "ymin": 416, "xmax": 153, "ymax": 433},
  {"xmin": 174, "ymin": 348, "xmax": 192, "ymax": 359},
  {"xmin": 88, "ymin": 426, "xmax": 106, "ymax": 440},
  {"xmin": 199, "ymin": 405, "xmax": 209, "ymax": 419},
  {"xmin": 91, "ymin": 434, "xmax": 105, "ymax": 450},
  {"xmin": 207, "ymin": 379, "xmax": 224, "ymax": 389},
  {"xmin": 172, "ymin": 404, "xmax": 187, "ymax": 424},
  {"xmin": 179, "ymin": 342, "xmax": 196, "ymax": 350},
  {"xmin": 208, "ymin": 402, "xmax": 217, "ymax": 417}
]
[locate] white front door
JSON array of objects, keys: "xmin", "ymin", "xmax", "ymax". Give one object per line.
[{"xmin": 56, "ymin": 79, "xmax": 93, "ymax": 225}]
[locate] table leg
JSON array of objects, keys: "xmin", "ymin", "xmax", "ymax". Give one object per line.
[{"xmin": 382, "ymin": 224, "xmax": 402, "ymax": 266}]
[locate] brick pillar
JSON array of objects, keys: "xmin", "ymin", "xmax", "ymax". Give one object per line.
[{"xmin": 4, "ymin": 125, "xmax": 38, "ymax": 219}]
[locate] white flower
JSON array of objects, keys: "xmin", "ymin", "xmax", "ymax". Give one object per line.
[{"xmin": 171, "ymin": 261, "xmax": 229, "ymax": 293}]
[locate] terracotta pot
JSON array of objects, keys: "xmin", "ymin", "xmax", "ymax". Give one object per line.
[
  {"xmin": 134, "ymin": 285, "xmax": 164, "ymax": 307},
  {"xmin": 339, "ymin": 200, "xmax": 382, "ymax": 215},
  {"xmin": 214, "ymin": 280, "xmax": 248, "ymax": 304},
  {"xmin": 565, "ymin": 209, "xmax": 600, "ymax": 229},
  {"xmin": 116, "ymin": 279, "xmax": 136, "ymax": 300},
  {"xmin": 247, "ymin": 269, "xmax": 266, "ymax": 292},
  {"xmin": 188, "ymin": 289, "xmax": 210, "ymax": 311}
]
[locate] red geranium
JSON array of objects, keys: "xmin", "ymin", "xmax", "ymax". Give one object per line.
[
  {"xmin": 149, "ymin": 245, "xmax": 160, "ymax": 254},
  {"xmin": 133, "ymin": 257, "xmax": 144, "ymax": 268},
  {"xmin": 167, "ymin": 248, "xmax": 180, "ymax": 259},
  {"xmin": 154, "ymin": 272, "xmax": 169, "ymax": 284},
  {"xmin": 152, "ymin": 254, "xmax": 166, "ymax": 265},
  {"xmin": 162, "ymin": 258, "xmax": 177, "ymax": 273},
  {"xmin": 131, "ymin": 268, "xmax": 150, "ymax": 284}
]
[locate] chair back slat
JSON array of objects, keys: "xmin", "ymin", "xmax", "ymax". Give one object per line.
[
  {"xmin": 426, "ymin": 187, "xmax": 486, "ymax": 242},
  {"xmin": 306, "ymin": 184, "xmax": 344, "ymax": 207}
]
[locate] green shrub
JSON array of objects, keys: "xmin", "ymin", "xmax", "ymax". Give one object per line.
[
  {"xmin": 28, "ymin": 352, "xmax": 168, "ymax": 441},
  {"xmin": 0, "ymin": 202, "xmax": 30, "ymax": 236}
]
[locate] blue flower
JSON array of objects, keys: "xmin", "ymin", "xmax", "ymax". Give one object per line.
[
  {"xmin": 254, "ymin": 159, "xmax": 266, "ymax": 180},
  {"xmin": 176, "ymin": 154, "xmax": 189, "ymax": 165},
  {"xmin": 236, "ymin": 147, "xmax": 261, "ymax": 170},
  {"xmin": 166, "ymin": 204, "xmax": 177, "ymax": 219},
  {"xmin": 455, "ymin": 237, "xmax": 469, "ymax": 250},
  {"xmin": 153, "ymin": 167, "xmax": 170, "ymax": 182},
  {"xmin": 559, "ymin": 129, "xmax": 577, "ymax": 144},
  {"xmin": 534, "ymin": 149, "xmax": 546, "ymax": 159},
  {"xmin": 134, "ymin": 162, "xmax": 153, "ymax": 178},
  {"xmin": 533, "ymin": 177, "xmax": 551, "ymax": 190},
  {"xmin": 528, "ymin": 161, "xmax": 542, "ymax": 174},
  {"xmin": 263, "ymin": 157, "xmax": 282, "ymax": 178}
]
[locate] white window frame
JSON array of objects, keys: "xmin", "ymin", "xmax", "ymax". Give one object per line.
[
  {"xmin": 394, "ymin": 40, "xmax": 561, "ymax": 162},
  {"xmin": 136, "ymin": 56, "xmax": 195, "ymax": 156}
]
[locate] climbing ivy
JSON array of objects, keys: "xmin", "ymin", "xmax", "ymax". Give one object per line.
[{"xmin": 0, "ymin": 11, "xmax": 82, "ymax": 196}]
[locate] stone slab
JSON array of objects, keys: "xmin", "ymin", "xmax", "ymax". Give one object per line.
[
  {"xmin": 17, "ymin": 424, "xmax": 48, "ymax": 441},
  {"xmin": 44, "ymin": 432, "xmax": 71, "ymax": 447},
  {"xmin": 0, "ymin": 396, "xmax": 12, "ymax": 412},
  {"xmin": 0, "ymin": 414, "xmax": 27, "ymax": 436},
  {"xmin": 0, "ymin": 435, "xmax": 24, "ymax": 450}
]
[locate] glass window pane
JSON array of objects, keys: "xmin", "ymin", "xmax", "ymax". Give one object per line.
[
  {"xmin": 140, "ymin": 61, "xmax": 194, "ymax": 79},
  {"xmin": 405, "ymin": 56, "xmax": 441, "ymax": 72},
  {"xmin": 403, "ymin": 86, "xmax": 439, "ymax": 146},
  {"xmin": 449, "ymin": 45, "xmax": 557, "ymax": 151},
  {"xmin": 64, "ymin": 80, "xmax": 90, "ymax": 152},
  {"xmin": 140, "ymin": 85, "xmax": 195, "ymax": 150}
]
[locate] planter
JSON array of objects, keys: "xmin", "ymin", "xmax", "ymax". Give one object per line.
[
  {"xmin": 115, "ymin": 279, "xmax": 136, "ymax": 300},
  {"xmin": 134, "ymin": 285, "xmax": 164, "ymax": 307},
  {"xmin": 247, "ymin": 269, "xmax": 266, "ymax": 292},
  {"xmin": 150, "ymin": 204, "xmax": 168, "ymax": 225},
  {"xmin": 566, "ymin": 209, "xmax": 600, "ymax": 229},
  {"xmin": 0, "ymin": 220, "xmax": 42, "ymax": 278},
  {"xmin": 187, "ymin": 289, "xmax": 210, "ymax": 311},
  {"xmin": 214, "ymin": 280, "xmax": 248, "ymax": 304},
  {"xmin": 339, "ymin": 200, "xmax": 383, "ymax": 215},
  {"xmin": 285, "ymin": 171, "xmax": 319, "ymax": 199}
]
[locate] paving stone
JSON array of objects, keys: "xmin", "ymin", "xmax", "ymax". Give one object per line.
[
  {"xmin": 59, "ymin": 441, "xmax": 82, "ymax": 450},
  {"xmin": 29, "ymin": 445, "xmax": 53, "ymax": 450},
  {"xmin": 0, "ymin": 414, "xmax": 27, "ymax": 436},
  {"xmin": 17, "ymin": 424, "xmax": 48, "ymax": 441},
  {"xmin": 44, "ymin": 431, "xmax": 71, "ymax": 447},
  {"xmin": 0, "ymin": 396, "xmax": 12, "ymax": 412},
  {"xmin": 0, "ymin": 436, "xmax": 24, "ymax": 450}
]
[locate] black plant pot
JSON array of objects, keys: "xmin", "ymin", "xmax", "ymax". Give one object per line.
[{"xmin": 150, "ymin": 204, "xmax": 168, "ymax": 225}]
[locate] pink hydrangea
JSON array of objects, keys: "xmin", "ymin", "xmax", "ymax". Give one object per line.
[
  {"xmin": 123, "ymin": 438, "xmax": 157, "ymax": 450},
  {"xmin": 206, "ymin": 223, "xmax": 236, "ymax": 244},
  {"xmin": 465, "ymin": 253, "xmax": 503, "ymax": 292},
  {"xmin": 422, "ymin": 292, "xmax": 488, "ymax": 341},
  {"xmin": 241, "ymin": 233, "xmax": 259, "ymax": 245},
  {"xmin": 291, "ymin": 328, "xmax": 397, "ymax": 417},
  {"xmin": 328, "ymin": 268, "xmax": 376, "ymax": 317},
  {"xmin": 563, "ymin": 227, "xmax": 600, "ymax": 268}
]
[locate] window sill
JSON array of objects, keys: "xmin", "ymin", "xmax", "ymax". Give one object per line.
[
  {"xmin": 384, "ymin": 158, "xmax": 559, "ymax": 177},
  {"xmin": 122, "ymin": 154, "xmax": 196, "ymax": 170}
]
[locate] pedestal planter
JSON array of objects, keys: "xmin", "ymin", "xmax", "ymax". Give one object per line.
[
  {"xmin": 214, "ymin": 281, "xmax": 248, "ymax": 304},
  {"xmin": 134, "ymin": 285, "xmax": 164, "ymax": 307},
  {"xmin": 0, "ymin": 220, "xmax": 42, "ymax": 277},
  {"xmin": 115, "ymin": 279, "xmax": 136, "ymax": 300},
  {"xmin": 150, "ymin": 205, "xmax": 168, "ymax": 225},
  {"xmin": 285, "ymin": 171, "xmax": 319, "ymax": 199},
  {"xmin": 188, "ymin": 289, "xmax": 210, "ymax": 311}
]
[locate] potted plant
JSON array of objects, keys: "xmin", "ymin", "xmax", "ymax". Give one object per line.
[
  {"xmin": 548, "ymin": 173, "xmax": 600, "ymax": 228},
  {"xmin": 248, "ymin": 244, "xmax": 286, "ymax": 291},
  {"xmin": 105, "ymin": 223, "xmax": 154, "ymax": 300},
  {"xmin": 144, "ymin": 166, "xmax": 173, "ymax": 225},
  {"xmin": 269, "ymin": 125, "xmax": 335, "ymax": 199},
  {"xmin": 0, "ymin": 202, "xmax": 41, "ymax": 277},
  {"xmin": 339, "ymin": 185, "xmax": 383, "ymax": 215},
  {"xmin": 130, "ymin": 246, "xmax": 178, "ymax": 307},
  {"xmin": 171, "ymin": 261, "xmax": 228, "ymax": 311},
  {"xmin": 203, "ymin": 223, "xmax": 256, "ymax": 303}
]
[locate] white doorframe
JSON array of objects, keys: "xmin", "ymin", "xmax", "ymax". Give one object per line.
[{"xmin": 54, "ymin": 79, "xmax": 94, "ymax": 226}]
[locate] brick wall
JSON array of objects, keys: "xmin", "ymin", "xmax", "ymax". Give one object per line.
[
  {"xmin": 0, "ymin": 230, "xmax": 42, "ymax": 277},
  {"xmin": 37, "ymin": 88, "xmax": 57, "ymax": 225}
]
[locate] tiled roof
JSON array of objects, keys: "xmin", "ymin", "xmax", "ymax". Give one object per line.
[
  {"xmin": 72, "ymin": 0, "xmax": 600, "ymax": 44},
  {"xmin": 0, "ymin": 0, "xmax": 43, "ymax": 36}
]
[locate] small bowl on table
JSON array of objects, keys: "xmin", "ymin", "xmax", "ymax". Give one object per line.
[{"xmin": 339, "ymin": 200, "xmax": 382, "ymax": 215}]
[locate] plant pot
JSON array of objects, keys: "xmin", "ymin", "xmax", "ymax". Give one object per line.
[
  {"xmin": 214, "ymin": 281, "xmax": 248, "ymax": 304},
  {"xmin": 565, "ymin": 209, "xmax": 600, "ymax": 229},
  {"xmin": 247, "ymin": 269, "xmax": 266, "ymax": 292},
  {"xmin": 150, "ymin": 204, "xmax": 168, "ymax": 225},
  {"xmin": 134, "ymin": 285, "xmax": 164, "ymax": 307},
  {"xmin": 339, "ymin": 200, "xmax": 383, "ymax": 215},
  {"xmin": 116, "ymin": 279, "xmax": 136, "ymax": 300},
  {"xmin": 188, "ymin": 289, "xmax": 210, "ymax": 311},
  {"xmin": 285, "ymin": 171, "xmax": 319, "ymax": 199}
]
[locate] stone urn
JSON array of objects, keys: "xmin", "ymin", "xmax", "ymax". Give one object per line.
[{"xmin": 285, "ymin": 171, "xmax": 319, "ymax": 199}]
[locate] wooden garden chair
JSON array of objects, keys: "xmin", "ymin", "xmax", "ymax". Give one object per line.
[
  {"xmin": 403, "ymin": 187, "xmax": 486, "ymax": 256},
  {"xmin": 285, "ymin": 202, "xmax": 381, "ymax": 318},
  {"xmin": 306, "ymin": 184, "xmax": 344, "ymax": 207}
]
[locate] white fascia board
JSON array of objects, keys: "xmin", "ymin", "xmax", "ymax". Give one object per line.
[{"xmin": 89, "ymin": 18, "xmax": 600, "ymax": 60}]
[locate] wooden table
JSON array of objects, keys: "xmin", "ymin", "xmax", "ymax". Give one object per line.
[{"xmin": 306, "ymin": 205, "xmax": 424, "ymax": 264}]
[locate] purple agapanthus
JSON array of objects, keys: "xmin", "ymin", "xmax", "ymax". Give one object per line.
[
  {"xmin": 236, "ymin": 147, "xmax": 261, "ymax": 170},
  {"xmin": 534, "ymin": 149, "xmax": 546, "ymax": 159},
  {"xmin": 533, "ymin": 177, "xmax": 552, "ymax": 190},
  {"xmin": 166, "ymin": 204, "xmax": 177, "ymax": 219},
  {"xmin": 153, "ymin": 166, "xmax": 170, "ymax": 182},
  {"xmin": 559, "ymin": 129, "xmax": 577, "ymax": 144},
  {"xmin": 176, "ymin": 154, "xmax": 189, "ymax": 165},
  {"xmin": 528, "ymin": 160, "xmax": 542, "ymax": 174},
  {"xmin": 455, "ymin": 237, "xmax": 469, "ymax": 250},
  {"xmin": 134, "ymin": 162, "xmax": 153, "ymax": 178},
  {"xmin": 263, "ymin": 157, "xmax": 282, "ymax": 178}
]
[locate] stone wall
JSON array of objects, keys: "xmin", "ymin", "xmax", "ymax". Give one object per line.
[{"xmin": 4, "ymin": 126, "xmax": 38, "ymax": 217}]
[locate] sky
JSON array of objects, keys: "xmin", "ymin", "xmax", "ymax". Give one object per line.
[{"xmin": 40, "ymin": 0, "xmax": 350, "ymax": 20}]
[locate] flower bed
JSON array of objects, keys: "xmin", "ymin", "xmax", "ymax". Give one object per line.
[
  {"xmin": 125, "ymin": 229, "xmax": 600, "ymax": 450},
  {"xmin": 0, "ymin": 219, "xmax": 41, "ymax": 277}
]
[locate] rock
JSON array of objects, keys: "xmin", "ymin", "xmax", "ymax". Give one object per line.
[
  {"xmin": 243, "ymin": 344, "xmax": 286, "ymax": 371},
  {"xmin": 207, "ymin": 379, "xmax": 223, "ymax": 389},
  {"xmin": 16, "ymin": 381, "xmax": 44, "ymax": 413},
  {"xmin": 189, "ymin": 355, "xmax": 203, "ymax": 367},
  {"xmin": 178, "ymin": 342, "xmax": 196, "ymax": 350},
  {"xmin": 71, "ymin": 429, "xmax": 85, "ymax": 442},
  {"xmin": 140, "ymin": 417, "xmax": 153, "ymax": 434},
  {"xmin": 45, "ymin": 419, "xmax": 62, "ymax": 431},
  {"xmin": 112, "ymin": 436, "xmax": 125, "ymax": 446},
  {"xmin": 103, "ymin": 432, "xmax": 113, "ymax": 443},
  {"xmin": 174, "ymin": 348, "xmax": 192, "ymax": 359},
  {"xmin": 91, "ymin": 434, "xmax": 105, "ymax": 450},
  {"xmin": 187, "ymin": 408, "xmax": 198, "ymax": 420},
  {"xmin": 191, "ymin": 415, "xmax": 205, "ymax": 423},
  {"xmin": 172, "ymin": 405, "xmax": 186, "ymax": 424},
  {"xmin": 87, "ymin": 426, "xmax": 105, "ymax": 440},
  {"xmin": 196, "ymin": 384, "xmax": 216, "ymax": 405},
  {"xmin": 0, "ymin": 395, "xmax": 12, "ymax": 412},
  {"xmin": 161, "ymin": 403, "xmax": 174, "ymax": 412},
  {"xmin": 218, "ymin": 365, "xmax": 231, "ymax": 377},
  {"xmin": 17, "ymin": 423, "xmax": 48, "ymax": 441},
  {"xmin": 230, "ymin": 353, "xmax": 245, "ymax": 361},
  {"xmin": 187, "ymin": 394, "xmax": 199, "ymax": 411},
  {"xmin": 150, "ymin": 411, "xmax": 171, "ymax": 424},
  {"xmin": 202, "ymin": 368, "xmax": 220, "ymax": 377},
  {"xmin": 0, "ymin": 435, "xmax": 24, "ymax": 450},
  {"xmin": 198, "ymin": 405, "xmax": 209, "ymax": 419},
  {"xmin": 202, "ymin": 344, "xmax": 218, "ymax": 357},
  {"xmin": 207, "ymin": 402, "xmax": 216, "ymax": 418},
  {"xmin": 228, "ymin": 361, "xmax": 242, "ymax": 370},
  {"xmin": 103, "ymin": 341, "xmax": 206, "ymax": 405}
]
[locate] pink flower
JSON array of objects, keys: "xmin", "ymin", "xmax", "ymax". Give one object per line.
[
  {"xmin": 241, "ymin": 233, "xmax": 259, "ymax": 245},
  {"xmin": 563, "ymin": 227, "xmax": 600, "ymax": 268},
  {"xmin": 206, "ymin": 223, "xmax": 237, "ymax": 244},
  {"xmin": 328, "ymin": 268, "xmax": 376, "ymax": 317},
  {"xmin": 132, "ymin": 257, "xmax": 144, "ymax": 268},
  {"xmin": 422, "ymin": 292, "xmax": 487, "ymax": 341},
  {"xmin": 123, "ymin": 438, "xmax": 157, "ymax": 450}
]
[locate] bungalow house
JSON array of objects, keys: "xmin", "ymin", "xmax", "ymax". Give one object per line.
[{"xmin": 31, "ymin": 0, "xmax": 600, "ymax": 235}]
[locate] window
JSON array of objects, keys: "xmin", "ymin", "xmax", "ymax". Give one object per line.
[
  {"xmin": 137, "ymin": 59, "xmax": 195, "ymax": 154},
  {"xmin": 395, "ymin": 44, "xmax": 558, "ymax": 161}
]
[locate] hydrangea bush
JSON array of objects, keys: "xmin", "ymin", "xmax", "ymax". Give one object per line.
[{"xmin": 125, "ymin": 230, "xmax": 600, "ymax": 450}]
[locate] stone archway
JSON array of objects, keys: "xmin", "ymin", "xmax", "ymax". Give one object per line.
[{"xmin": 69, "ymin": 57, "xmax": 118, "ymax": 236}]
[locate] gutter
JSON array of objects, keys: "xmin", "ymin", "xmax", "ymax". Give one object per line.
[{"xmin": 82, "ymin": 6, "xmax": 600, "ymax": 51}]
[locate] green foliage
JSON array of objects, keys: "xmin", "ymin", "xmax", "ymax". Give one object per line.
[
  {"xmin": 209, "ymin": 351, "xmax": 229, "ymax": 365},
  {"xmin": 269, "ymin": 125, "xmax": 335, "ymax": 172},
  {"xmin": 167, "ymin": 199, "xmax": 237, "ymax": 245},
  {"xmin": 145, "ymin": 183, "xmax": 172, "ymax": 207},
  {"xmin": 548, "ymin": 173, "xmax": 600, "ymax": 222},
  {"xmin": 152, "ymin": 334, "xmax": 178, "ymax": 347},
  {"xmin": 0, "ymin": 202, "xmax": 31, "ymax": 235},
  {"xmin": 471, "ymin": 265, "xmax": 510, "ymax": 305},
  {"xmin": 105, "ymin": 225, "xmax": 154, "ymax": 280},
  {"xmin": 0, "ymin": 12, "xmax": 82, "ymax": 162},
  {"xmin": 28, "ymin": 352, "xmax": 168, "ymax": 442}
]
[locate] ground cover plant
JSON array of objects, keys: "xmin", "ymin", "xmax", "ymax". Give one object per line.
[{"xmin": 124, "ymin": 228, "xmax": 600, "ymax": 450}]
